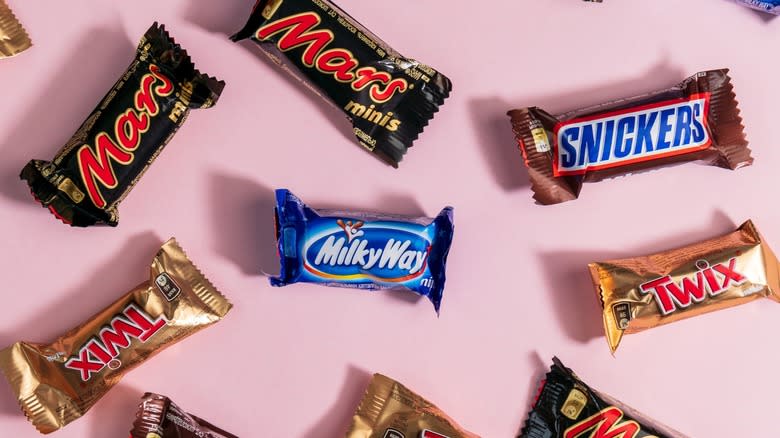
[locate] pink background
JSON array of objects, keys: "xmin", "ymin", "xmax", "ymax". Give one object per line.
[{"xmin": 0, "ymin": 0, "xmax": 777, "ymax": 436}]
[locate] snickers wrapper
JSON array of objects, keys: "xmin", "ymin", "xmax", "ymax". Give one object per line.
[
  {"xmin": 130, "ymin": 392, "xmax": 238, "ymax": 438},
  {"xmin": 0, "ymin": 239, "xmax": 232, "ymax": 434},
  {"xmin": 590, "ymin": 220, "xmax": 780, "ymax": 353},
  {"xmin": 520, "ymin": 358, "xmax": 688, "ymax": 437},
  {"xmin": 231, "ymin": 0, "xmax": 452, "ymax": 167},
  {"xmin": 508, "ymin": 70, "xmax": 751, "ymax": 205},
  {"xmin": 20, "ymin": 23, "xmax": 224, "ymax": 226},
  {"xmin": 0, "ymin": 0, "xmax": 30, "ymax": 58},
  {"xmin": 347, "ymin": 373, "xmax": 480, "ymax": 438}
]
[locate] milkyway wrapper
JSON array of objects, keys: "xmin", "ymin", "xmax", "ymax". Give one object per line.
[
  {"xmin": 0, "ymin": 239, "xmax": 232, "ymax": 433},
  {"xmin": 589, "ymin": 220, "xmax": 780, "ymax": 353}
]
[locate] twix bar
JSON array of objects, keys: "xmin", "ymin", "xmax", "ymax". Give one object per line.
[
  {"xmin": 0, "ymin": 0, "xmax": 31, "ymax": 58},
  {"xmin": 589, "ymin": 220, "xmax": 779, "ymax": 353},
  {"xmin": 0, "ymin": 239, "xmax": 232, "ymax": 434}
]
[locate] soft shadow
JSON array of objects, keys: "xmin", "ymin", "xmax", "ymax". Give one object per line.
[
  {"xmin": 312, "ymin": 192, "xmax": 427, "ymax": 218},
  {"xmin": 748, "ymin": 6, "xmax": 778, "ymax": 23},
  {"xmin": 469, "ymin": 97, "xmax": 530, "ymax": 191},
  {"xmin": 209, "ymin": 173, "xmax": 277, "ymax": 275},
  {"xmin": 539, "ymin": 210, "xmax": 734, "ymax": 343},
  {"xmin": 515, "ymin": 352, "xmax": 547, "ymax": 435},
  {"xmin": 303, "ymin": 365, "xmax": 372, "ymax": 438},
  {"xmin": 0, "ymin": 26, "xmax": 133, "ymax": 204},
  {"xmin": 184, "ymin": 0, "xmax": 254, "ymax": 35},
  {"xmin": 88, "ymin": 384, "xmax": 141, "ymax": 437},
  {"xmin": 0, "ymin": 232, "xmax": 160, "ymax": 416}
]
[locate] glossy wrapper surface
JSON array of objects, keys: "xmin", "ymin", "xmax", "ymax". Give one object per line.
[
  {"xmin": 347, "ymin": 373, "xmax": 479, "ymax": 438},
  {"xmin": 0, "ymin": 239, "xmax": 232, "ymax": 434},
  {"xmin": 20, "ymin": 23, "xmax": 224, "ymax": 227},
  {"xmin": 507, "ymin": 69, "xmax": 750, "ymax": 205},
  {"xmin": 734, "ymin": 0, "xmax": 780, "ymax": 13},
  {"xmin": 0, "ymin": 0, "xmax": 30, "ymax": 58},
  {"xmin": 520, "ymin": 358, "xmax": 688, "ymax": 438},
  {"xmin": 271, "ymin": 189, "xmax": 454, "ymax": 313},
  {"xmin": 589, "ymin": 220, "xmax": 780, "ymax": 353},
  {"xmin": 130, "ymin": 392, "xmax": 238, "ymax": 438},
  {"xmin": 231, "ymin": 0, "xmax": 452, "ymax": 167}
]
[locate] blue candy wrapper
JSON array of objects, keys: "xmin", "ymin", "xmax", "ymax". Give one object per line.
[
  {"xmin": 734, "ymin": 0, "xmax": 780, "ymax": 13},
  {"xmin": 271, "ymin": 189, "xmax": 454, "ymax": 313}
]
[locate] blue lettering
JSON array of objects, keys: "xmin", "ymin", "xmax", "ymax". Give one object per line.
[
  {"xmin": 560, "ymin": 127, "xmax": 579, "ymax": 169},
  {"xmin": 673, "ymin": 105, "xmax": 693, "ymax": 147},
  {"xmin": 657, "ymin": 108, "xmax": 675, "ymax": 150},
  {"xmin": 578, "ymin": 123, "xmax": 603, "ymax": 167},
  {"xmin": 691, "ymin": 103, "xmax": 706, "ymax": 143},
  {"xmin": 634, "ymin": 112, "xmax": 658, "ymax": 155},
  {"xmin": 614, "ymin": 117, "xmax": 636, "ymax": 158},
  {"xmin": 601, "ymin": 120, "xmax": 615, "ymax": 162}
]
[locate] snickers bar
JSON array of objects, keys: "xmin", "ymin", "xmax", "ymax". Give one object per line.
[{"xmin": 508, "ymin": 70, "xmax": 750, "ymax": 204}]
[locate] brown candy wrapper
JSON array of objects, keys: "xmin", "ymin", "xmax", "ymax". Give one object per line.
[
  {"xmin": 590, "ymin": 220, "xmax": 780, "ymax": 353},
  {"xmin": 347, "ymin": 374, "xmax": 480, "ymax": 438},
  {"xmin": 130, "ymin": 392, "xmax": 238, "ymax": 438},
  {"xmin": 0, "ymin": 0, "xmax": 31, "ymax": 58},
  {"xmin": 0, "ymin": 239, "xmax": 232, "ymax": 434},
  {"xmin": 508, "ymin": 69, "xmax": 751, "ymax": 205}
]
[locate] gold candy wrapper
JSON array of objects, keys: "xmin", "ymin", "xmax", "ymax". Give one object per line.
[
  {"xmin": 348, "ymin": 374, "xmax": 480, "ymax": 438},
  {"xmin": 0, "ymin": 0, "xmax": 31, "ymax": 58},
  {"xmin": 590, "ymin": 220, "xmax": 780, "ymax": 353},
  {"xmin": 0, "ymin": 239, "xmax": 232, "ymax": 434}
]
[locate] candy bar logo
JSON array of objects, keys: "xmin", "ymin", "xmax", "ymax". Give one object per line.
[
  {"xmin": 639, "ymin": 258, "xmax": 747, "ymax": 315},
  {"xmin": 303, "ymin": 220, "xmax": 430, "ymax": 282},
  {"xmin": 564, "ymin": 407, "xmax": 657, "ymax": 438},
  {"xmin": 77, "ymin": 64, "xmax": 174, "ymax": 208},
  {"xmin": 421, "ymin": 430, "xmax": 451, "ymax": 438},
  {"xmin": 553, "ymin": 93, "xmax": 711, "ymax": 176},
  {"xmin": 255, "ymin": 12, "xmax": 409, "ymax": 104},
  {"xmin": 64, "ymin": 303, "xmax": 166, "ymax": 381}
]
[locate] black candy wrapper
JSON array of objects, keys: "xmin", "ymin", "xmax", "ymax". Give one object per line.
[
  {"xmin": 520, "ymin": 358, "xmax": 689, "ymax": 438},
  {"xmin": 231, "ymin": 0, "xmax": 452, "ymax": 167},
  {"xmin": 20, "ymin": 23, "xmax": 224, "ymax": 227}
]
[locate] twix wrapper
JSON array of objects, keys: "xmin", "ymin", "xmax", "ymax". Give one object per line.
[
  {"xmin": 347, "ymin": 374, "xmax": 480, "ymax": 438},
  {"xmin": 0, "ymin": 239, "xmax": 232, "ymax": 434},
  {"xmin": 0, "ymin": 0, "xmax": 31, "ymax": 58},
  {"xmin": 589, "ymin": 220, "xmax": 779, "ymax": 353},
  {"xmin": 130, "ymin": 392, "xmax": 238, "ymax": 438}
]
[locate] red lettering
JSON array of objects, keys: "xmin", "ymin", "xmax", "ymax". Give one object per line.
[
  {"xmin": 125, "ymin": 305, "xmax": 166, "ymax": 341},
  {"xmin": 78, "ymin": 133, "xmax": 133, "ymax": 208},
  {"xmin": 639, "ymin": 276, "xmax": 674, "ymax": 314},
  {"xmin": 257, "ymin": 12, "xmax": 332, "ymax": 66},
  {"xmin": 662, "ymin": 272, "xmax": 707, "ymax": 310},
  {"xmin": 713, "ymin": 258, "xmax": 746, "ymax": 289},
  {"xmin": 65, "ymin": 349, "xmax": 104, "ymax": 381},
  {"xmin": 371, "ymin": 80, "xmax": 408, "ymax": 103},
  {"xmin": 564, "ymin": 407, "xmax": 642, "ymax": 438},
  {"xmin": 100, "ymin": 318, "xmax": 145, "ymax": 357},
  {"xmin": 421, "ymin": 431, "xmax": 450, "ymax": 438},
  {"xmin": 116, "ymin": 109, "xmax": 149, "ymax": 151},
  {"xmin": 316, "ymin": 48, "xmax": 357, "ymax": 81}
]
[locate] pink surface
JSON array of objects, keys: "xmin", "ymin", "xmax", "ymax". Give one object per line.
[{"xmin": 0, "ymin": 0, "xmax": 778, "ymax": 436}]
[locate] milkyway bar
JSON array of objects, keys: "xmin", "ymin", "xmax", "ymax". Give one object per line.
[
  {"xmin": 347, "ymin": 374, "xmax": 479, "ymax": 438},
  {"xmin": 520, "ymin": 358, "xmax": 688, "ymax": 438},
  {"xmin": 20, "ymin": 23, "xmax": 224, "ymax": 226},
  {"xmin": 589, "ymin": 220, "xmax": 779, "ymax": 353},
  {"xmin": 130, "ymin": 393, "xmax": 238, "ymax": 438},
  {"xmin": 0, "ymin": 0, "xmax": 31, "ymax": 58},
  {"xmin": 508, "ymin": 70, "xmax": 751, "ymax": 205},
  {"xmin": 231, "ymin": 0, "xmax": 452, "ymax": 167},
  {"xmin": 0, "ymin": 239, "xmax": 232, "ymax": 434}
]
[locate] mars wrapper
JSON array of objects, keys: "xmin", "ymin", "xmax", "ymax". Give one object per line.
[
  {"xmin": 0, "ymin": 0, "xmax": 31, "ymax": 58},
  {"xmin": 589, "ymin": 220, "xmax": 780, "ymax": 353},
  {"xmin": 0, "ymin": 239, "xmax": 232, "ymax": 434},
  {"xmin": 347, "ymin": 374, "xmax": 480, "ymax": 438}
]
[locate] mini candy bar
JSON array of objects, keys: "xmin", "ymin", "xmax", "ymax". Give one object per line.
[
  {"xmin": 0, "ymin": 239, "xmax": 232, "ymax": 434},
  {"xmin": 347, "ymin": 373, "xmax": 479, "ymax": 438},
  {"xmin": 734, "ymin": 0, "xmax": 780, "ymax": 13},
  {"xmin": 589, "ymin": 220, "xmax": 780, "ymax": 353},
  {"xmin": 520, "ymin": 358, "xmax": 688, "ymax": 438},
  {"xmin": 20, "ymin": 23, "xmax": 224, "ymax": 226},
  {"xmin": 271, "ymin": 189, "xmax": 454, "ymax": 313},
  {"xmin": 231, "ymin": 0, "xmax": 452, "ymax": 167},
  {"xmin": 130, "ymin": 393, "xmax": 238, "ymax": 438},
  {"xmin": 508, "ymin": 69, "xmax": 750, "ymax": 205},
  {"xmin": 0, "ymin": 0, "xmax": 31, "ymax": 58}
]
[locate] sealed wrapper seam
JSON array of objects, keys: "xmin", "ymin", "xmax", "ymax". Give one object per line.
[
  {"xmin": 0, "ymin": 239, "xmax": 231, "ymax": 434},
  {"xmin": 0, "ymin": 0, "xmax": 31, "ymax": 58}
]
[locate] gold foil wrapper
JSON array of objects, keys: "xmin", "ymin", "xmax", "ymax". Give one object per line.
[
  {"xmin": 590, "ymin": 220, "xmax": 780, "ymax": 353},
  {"xmin": 347, "ymin": 374, "xmax": 480, "ymax": 438},
  {"xmin": 0, "ymin": 239, "xmax": 232, "ymax": 434},
  {"xmin": 0, "ymin": 0, "xmax": 31, "ymax": 58}
]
